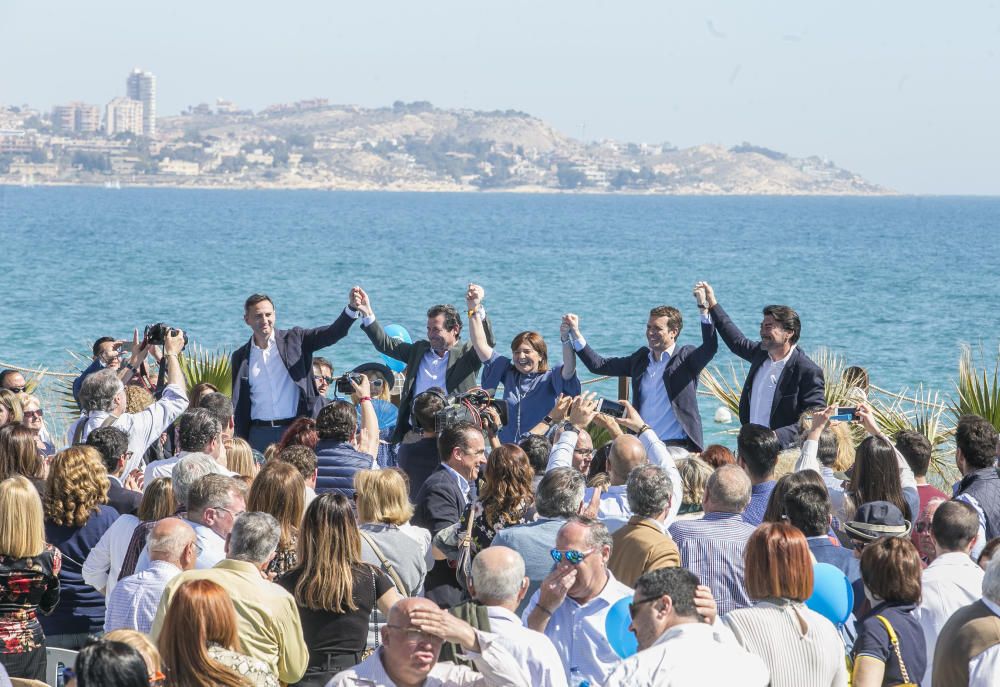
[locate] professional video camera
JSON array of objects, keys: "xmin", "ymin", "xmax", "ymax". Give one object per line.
[
  {"xmin": 142, "ymin": 323, "xmax": 188, "ymax": 351},
  {"xmin": 434, "ymin": 388, "xmax": 508, "ymax": 435}
]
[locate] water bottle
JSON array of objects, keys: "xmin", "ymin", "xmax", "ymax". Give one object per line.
[{"xmin": 569, "ymin": 667, "xmax": 591, "ymax": 687}]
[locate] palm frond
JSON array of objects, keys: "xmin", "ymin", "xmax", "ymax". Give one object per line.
[
  {"xmin": 953, "ymin": 344, "xmax": 1000, "ymax": 430},
  {"xmin": 698, "ymin": 361, "xmax": 745, "ymax": 417},
  {"xmin": 179, "ymin": 345, "xmax": 233, "ymax": 397}
]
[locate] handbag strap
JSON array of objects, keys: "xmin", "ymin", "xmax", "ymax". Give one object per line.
[
  {"xmin": 72, "ymin": 412, "xmax": 117, "ymax": 445},
  {"xmin": 359, "ymin": 530, "xmax": 409, "ymax": 596},
  {"xmin": 370, "ymin": 567, "xmax": 379, "ymax": 650},
  {"xmin": 875, "ymin": 614, "xmax": 911, "ymax": 684}
]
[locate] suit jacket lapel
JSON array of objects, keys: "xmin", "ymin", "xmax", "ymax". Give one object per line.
[
  {"xmin": 769, "ymin": 349, "xmax": 799, "ymax": 420},
  {"xmin": 274, "ymin": 329, "xmax": 290, "ymax": 369}
]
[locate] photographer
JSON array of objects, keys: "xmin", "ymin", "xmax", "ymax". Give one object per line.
[
  {"xmin": 314, "ymin": 373, "xmax": 379, "ymax": 499},
  {"xmin": 72, "ymin": 330, "xmax": 157, "ymax": 404},
  {"xmin": 70, "ymin": 329, "xmax": 189, "ymax": 476}
]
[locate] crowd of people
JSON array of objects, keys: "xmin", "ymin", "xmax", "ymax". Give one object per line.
[{"xmin": 0, "ymin": 280, "xmax": 998, "ymax": 687}]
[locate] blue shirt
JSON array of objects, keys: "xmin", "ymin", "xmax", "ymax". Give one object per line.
[
  {"xmin": 481, "ymin": 353, "xmax": 581, "ymax": 443},
  {"xmin": 669, "ymin": 511, "xmax": 757, "ymax": 616},
  {"xmin": 105, "ymin": 559, "xmax": 181, "ymax": 634},
  {"xmin": 638, "ymin": 349, "xmax": 686, "ymax": 441},
  {"xmin": 742, "ymin": 480, "xmax": 776, "ymax": 526}
]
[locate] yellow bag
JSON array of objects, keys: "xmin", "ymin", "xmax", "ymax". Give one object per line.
[{"xmin": 872, "ymin": 615, "xmax": 918, "ymax": 687}]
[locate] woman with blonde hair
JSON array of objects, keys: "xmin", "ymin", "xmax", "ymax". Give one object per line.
[
  {"xmin": 104, "ymin": 628, "xmax": 165, "ymax": 687},
  {"xmin": 277, "ymin": 493, "xmax": 400, "ymax": 686},
  {"xmin": 246, "ymin": 460, "xmax": 304, "ymax": 577},
  {"xmin": 18, "ymin": 394, "xmax": 55, "ymax": 457},
  {"xmin": 159, "ymin": 578, "xmax": 276, "ymax": 687},
  {"xmin": 0, "ymin": 389, "xmax": 22, "ymax": 429},
  {"xmin": 0, "ymin": 475, "xmax": 60, "ymax": 680},
  {"xmin": 226, "ymin": 437, "xmax": 258, "ymax": 481},
  {"xmin": 677, "ymin": 455, "xmax": 714, "ymax": 518},
  {"xmin": 355, "ymin": 469, "xmax": 428, "ymax": 595},
  {"xmin": 42, "ymin": 446, "xmax": 119, "ymax": 649},
  {"xmin": 82, "ymin": 477, "xmax": 176, "ymax": 597}
]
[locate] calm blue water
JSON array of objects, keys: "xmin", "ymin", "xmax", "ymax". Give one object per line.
[{"xmin": 1, "ymin": 187, "xmax": 998, "ymax": 445}]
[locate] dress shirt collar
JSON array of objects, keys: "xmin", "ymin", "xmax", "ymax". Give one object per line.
[
  {"xmin": 648, "ymin": 344, "xmax": 677, "ymax": 364},
  {"xmin": 442, "ymin": 462, "xmax": 471, "ymax": 498},
  {"xmin": 147, "ymin": 559, "xmax": 183, "ymax": 576},
  {"xmin": 701, "ymin": 511, "xmax": 745, "ymax": 523},
  {"xmin": 751, "ymin": 480, "xmax": 776, "ymax": 495},
  {"xmin": 251, "ymin": 331, "xmax": 276, "ymax": 352},
  {"xmin": 213, "ymin": 558, "xmax": 266, "ymax": 578},
  {"xmin": 484, "ymin": 605, "xmax": 521, "ymax": 626},
  {"xmin": 926, "ymin": 551, "xmax": 978, "ymax": 570},
  {"xmin": 109, "ymin": 473, "xmax": 124, "ymax": 488},
  {"xmin": 765, "ymin": 344, "xmax": 796, "ymax": 365},
  {"xmin": 568, "ymin": 569, "xmax": 626, "ymax": 609},
  {"xmin": 653, "ymin": 619, "xmax": 724, "ymax": 648}
]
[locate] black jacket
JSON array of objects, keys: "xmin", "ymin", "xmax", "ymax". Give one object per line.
[
  {"xmin": 231, "ymin": 310, "xmax": 356, "ymax": 439},
  {"xmin": 574, "ymin": 318, "xmax": 717, "ymax": 451},
  {"xmin": 413, "ymin": 465, "xmax": 468, "ymax": 608},
  {"xmin": 709, "ymin": 303, "xmax": 825, "ymax": 448}
]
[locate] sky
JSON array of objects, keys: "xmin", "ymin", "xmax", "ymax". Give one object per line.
[{"xmin": 3, "ymin": 1, "xmax": 1000, "ymax": 194}]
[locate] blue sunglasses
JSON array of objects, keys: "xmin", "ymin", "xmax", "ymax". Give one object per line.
[{"xmin": 550, "ymin": 548, "xmax": 595, "ymax": 565}]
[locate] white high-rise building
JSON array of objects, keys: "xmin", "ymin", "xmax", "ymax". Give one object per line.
[
  {"xmin": 126, "ymin": 68, "xmax": 156, "ymax": 137},
  {"xmin": 105, "ymin": 97, "xmax": 144, "ymax": 136}
]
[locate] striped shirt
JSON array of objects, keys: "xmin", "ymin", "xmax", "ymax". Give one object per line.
[
  {"xmin": 669, "ymin": 511, "xmax": 756, "ymax": 616},
  {"xmin": 742, "ymin": 480, "xmax": 776, "ymax": 526},
  {"xmin": 105, "ymin": 559, "xmax": 181, "ymax": 634},
  {"xmin": 723, "ymin": 600, "xmax": 848, "ymax": 687}
]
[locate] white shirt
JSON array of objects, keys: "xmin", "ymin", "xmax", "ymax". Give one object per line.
[
  {"xmin": 82, "ymin": 513, "xmax": 141, "ymax": 597},
  {"xmin": 553, "ymin": 429, "xmax": 682, "ymax": 531},
  {"xmin": 137, "ymin": 519, "xmax": 225, "ymax": 573},
  {"xmin": 327, "ymin": 630, "xmax": 530, "ymax": 686},
  {"xmin": 143, "ymin": 450, "xmax": 236, "ymax": 489},
  {"xmin": 68, "ymin": 383, "xmax": 189, "ymax": 475},
  {"xmin": 413, "ymin": 348, "xmax": 450, "ymax": 396},
  {"xmin": 604, "ymin": 620, "xmax": 770, "ymax": 687},
  {"xmin": 916, "ymin": 551, "xmax": 985, "ymax": 685},
  {"xmin": 485, "ymin": 606, "xmax": 568, "ymax": 687},
  {"xmin": 968, "ymin": 597, "xmax": 1000, "ymax": 686},
  {"xmin": 522, "ymin": 571, "xmax": 634, "ymax": 686},
  {"xmin": 748, "ymin": 345, "xmax": 796, "ymax": 427},
  {"xmin": 248, "ymin": 332, "xmax": 299, "ymax": 420}
]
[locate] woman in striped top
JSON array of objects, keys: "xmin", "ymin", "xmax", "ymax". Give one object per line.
[{"xmin": 723, "ymin": 522, "xmax": 849, "ymax": 687}]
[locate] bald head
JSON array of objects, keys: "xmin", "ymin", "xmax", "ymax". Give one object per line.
[
  {"xmin": 388, "ymin": 596, "xmax": 439, "ymax": 626},
  {"xmin": 147, "ymin": 517, "xmax": 197, "ymax": 567},
  {"xmin": 472, "ymin": 546, "xmax": 527, "ymax": 606},
  {"xmin": 609, "ymin": 435, "xmax": 647, "ymax": 484},
  {"xmin": 704, "ymin": 464, "xmax": 751, "ymax": 513}
]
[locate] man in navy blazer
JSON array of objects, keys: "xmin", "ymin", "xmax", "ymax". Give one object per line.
[
  {"xmin": 563, "ymin": 287, "xmax": 717, "ymax": 453},
  {"xmin": 413, "ymin": 422, "xmax": 487, "ymax": 608},
  {"xmin": 231, "ymin": 290, "xmax": 360, "ymax": 451},
  {"xmin": 700, "ymin": 282, "xmax": 825, "ymax": 448},
  {"xmin": 785, "ymin": 483, "xmax": 860, "ymax": 582}
]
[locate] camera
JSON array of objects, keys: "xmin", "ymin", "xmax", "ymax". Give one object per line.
[
  {"xmin": 434, "ymin": 388, "xmax": 508, "ymax": 434},
  {"xmin": 336, "ymin": 372, "xmax": 364, "ymax": 394},
  {"xmin": 143, "ymin": 323, "xmax": 188, "ymax": 350}
]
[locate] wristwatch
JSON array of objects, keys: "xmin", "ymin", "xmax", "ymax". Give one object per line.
[{"xmin": 542, "ymin": 415, "xmax": 555, "ymax": 425}]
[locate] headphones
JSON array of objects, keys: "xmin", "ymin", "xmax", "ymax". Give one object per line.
[{"xmin": 410, "ymin": 387, "xmax": 448, "ymax": 431}]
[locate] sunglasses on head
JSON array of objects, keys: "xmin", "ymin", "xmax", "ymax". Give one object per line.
[{"xmin": 550, "ymin": 548, "xmax": 595, "ymax": 565}]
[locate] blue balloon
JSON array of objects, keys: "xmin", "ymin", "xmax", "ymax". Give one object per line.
[
  {"xmin": 379, "ymin": 325, "xmax": 412, "ymax": 373},
  {"xmin": 605, "ymin": 596, "xmax": 639, "ymax": 659},
  {"xmin": 806, "ymin": 562, "xmax": 854, "ymax": 626}
]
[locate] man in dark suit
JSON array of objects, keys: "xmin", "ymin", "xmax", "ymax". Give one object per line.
[
  {"xmin": 784, "ymin": 483, "xmax": 860, "ymax": 583},
  {"xmin": 699, "ymin": 281, "xmax": 825, "ymax": 448},
  {"xmin": 413, "ymin": 422, "xmax": 487, "ymax": 608},
  {"xmin": 86, "ymin": 426, "xmax": 142, "ymax": 516},
  {"xmin": 563, "ymin": 286, "xmax": 717, "ymax": 453},
  {"xmin": 231, "ymin": 291, "xmax": 360, "ymax": 452},
  {"xmin": 351, "ymin": 286, "xmax": 495, "ymax": 444}
]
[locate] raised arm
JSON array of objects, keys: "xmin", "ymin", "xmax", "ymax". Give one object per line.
[
  {"xmin": 355, "ymin": 288, "xmax": 415, "ymax": 363},
  {"xmin": 545, "ymin": 393, "xmax": 598, "ymax": 471},
  {"xmin": 559, "ymin": 316, "xmax": 578, "ymax": 380},
  {"xmin": 618, "ymin": 400, "xmax": 682, "ymax": 523},
  {"xmin": 564, "ymin": 313, "xmax": 633, "ymax": 376},
  {"xmin": 465, "ymin": 283, "xmax": 494, "ymax": 363},
  {"xmin": 698, "ymin": 282, "xmax": 760, "ymax": 363},
  {"xmin": 688, "ymin": 284, "xmax": 719, "ymax": 370},
  {"xmin": 352, "ymin": 374, "xmax": 380, "ymax": 461}
]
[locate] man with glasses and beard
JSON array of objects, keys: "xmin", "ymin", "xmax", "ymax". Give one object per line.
[{"xmin": 524, "ymin": 516, "xmax": 632, "ymax": 686}]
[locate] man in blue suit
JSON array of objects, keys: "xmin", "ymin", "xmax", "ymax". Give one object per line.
[
  {"xmin": 563, "ymin": 285, "xmax": 717, "ymax": 453},
  {"xmin": 785, "ymin": 483, "xmax": 860, "ymax": 583},
  {"xmin": 699, "ymin": 281, "xmax": 825, "ymax": 448},
  {"xmin": 231, "ymin": 290, "xmax": 361, "ymax": 452}
]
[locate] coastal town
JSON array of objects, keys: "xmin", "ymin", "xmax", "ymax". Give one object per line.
[{"xmin": 0, "ymin": 69, "xmax": 889, "ymax": 195}]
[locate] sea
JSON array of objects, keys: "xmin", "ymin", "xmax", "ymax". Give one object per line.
[{"xmin": 1, "ymin": 187, "xmax": 998, "ymax": 447}]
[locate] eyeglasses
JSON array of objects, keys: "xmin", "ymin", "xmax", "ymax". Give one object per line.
[
  {"xmin": 7, "ymin": 386, "xmax": 26, "ymax": 393},
  {"xmin": 628, "ymin": 594, "xmax": 661, "ymax": 619},
  {"xmin": 23, "ymin": 409, "xmax": 43, "ymax": 419},
  {"xmin": 550, "ymin": 548, "xmax": 595, "ymax": 565},
  {"xmin": 386, "ymin": 624, "xmax": 438, "ymax": 642},
  {"xmin": 213, "ymin": 506, "xmax": 245, "ymax": 519},
  {"xmin": 314, "ymin": 375, "xmax": 334, "ymax": 384}
]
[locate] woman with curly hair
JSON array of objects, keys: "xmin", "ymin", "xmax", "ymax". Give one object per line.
[
  {"xmin": 246, "ymin": 461, "xmax": 304, "ymax": 577},
  {"xmin": 159, "ymin": 578, "xmax": 277, "ymax": 687},
  {"xmin": 41, "ymin": 446, "xmax": 118, "ymax": 649},
  {"xmin": 459, "ymin": 443, "xmax": 535, "ymax": 556},
  {"xmin": 0, "ymin": 475, "xmax": 60, "ymax": 680}
]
